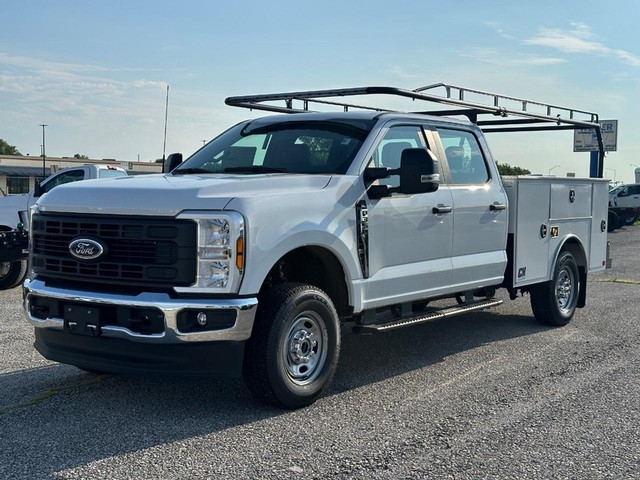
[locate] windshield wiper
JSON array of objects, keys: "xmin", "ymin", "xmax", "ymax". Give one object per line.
[
  {"xmin": 224, "ymin": 166, "xmax": 287, "ymax": 173},
  {"xmin": 171, "ymin": 167, "xmax": 212, "ymax": 175}
]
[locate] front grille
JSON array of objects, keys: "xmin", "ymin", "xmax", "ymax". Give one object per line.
[{"xmin": 32, "ymin": 214, "xmax": 197, "ymax": 289}]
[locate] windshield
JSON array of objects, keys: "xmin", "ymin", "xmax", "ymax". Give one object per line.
[{"xmin": 174, "ymin": 118, "xmax": 376, "ymax": 175}]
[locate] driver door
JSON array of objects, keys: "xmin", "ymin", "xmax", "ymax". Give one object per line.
[{"xmin": 363, "ymin": 124, "xmax": 454, "ymax": 308}]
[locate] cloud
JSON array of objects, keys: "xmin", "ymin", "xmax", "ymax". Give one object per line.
[
  {"xmin": 484, "ymin": 21, "xmax": 515, "ymax": 40},
  {"xmin": 0, "ymin": 52, "xmax": 174, "ymax": 159},
  {"xmin": 387, "ymin": 66, "xmax": 418, "ymax": 79},
  {"xmin": 456, "ymin": 48, "xmax": 565, "ymax": 67},
  {"xmin": 524, "ymin": 22, "xmax": 640, "ymax": 66}
]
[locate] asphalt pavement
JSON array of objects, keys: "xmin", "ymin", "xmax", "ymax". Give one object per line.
[{"xmin": 1, "ymin": 226, "xmax": 638, "ymax": 479}]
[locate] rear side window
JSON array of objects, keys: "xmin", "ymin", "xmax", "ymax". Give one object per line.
[
  {"xmin": 41, "ymin": 169, "xmax": 85, "ymax": 194},
  {"xmin": 437, "ymin": 128, "xmax": 489, "ymax": 185}
]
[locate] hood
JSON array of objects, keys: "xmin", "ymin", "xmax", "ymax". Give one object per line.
[
  {"xmin": 36, "ymin": 173, "xmax": 332, "ymax": 216},
  {"xmin": 0, "ymin": 193, "xmax": 30, "ymax": 209}
]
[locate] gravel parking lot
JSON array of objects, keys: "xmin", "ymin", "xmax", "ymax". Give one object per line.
[{"xmin": 1, "ymin": 227, "xmax": 639, "ymax": 479}]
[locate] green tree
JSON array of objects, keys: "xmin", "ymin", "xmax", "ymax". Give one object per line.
[
  {"xmin": 0, "ymin": 138, "xmax": 22, "ymax": 155},
  {"xmin": 497, "ymin": 162, "xmax": 531, "ymax": 176},
  {"xmin": 73, "ymin": 153, "xmax": 89, "ymax": 159}
]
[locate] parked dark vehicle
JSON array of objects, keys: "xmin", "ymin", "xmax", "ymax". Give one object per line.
[{"xmin": 608, "ymin": 206, "xmax": 638, "ymax": 232}]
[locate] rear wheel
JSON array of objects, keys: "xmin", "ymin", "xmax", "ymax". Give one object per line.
[
  {"xmin": 243, "ymin": 283, "xmax": 341, "ymax": 409},
  {"xmin": 0, "ymin": 260, "xmax": 27, "ymax": 290},
  {"xmin": 624, "ymin": 215, "xmax": 638, "ymax": 225},
  {"xmin": 530, "ymin": 251, "xmax": 580, "ymax": 326}
]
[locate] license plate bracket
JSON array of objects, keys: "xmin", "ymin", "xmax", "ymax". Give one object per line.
[{"xmin": 64, "ymin": 304, "xmax": 101, "ymax": 336}]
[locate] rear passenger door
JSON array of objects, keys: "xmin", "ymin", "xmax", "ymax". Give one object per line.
[{"xmin": 435, "ymin": 127, "xmax": 508, "ymax": 291}]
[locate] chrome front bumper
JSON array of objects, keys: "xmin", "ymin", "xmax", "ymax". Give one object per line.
[{"xmin": 23, "ymin": 278, "xmax": 258, "ymax": 344}]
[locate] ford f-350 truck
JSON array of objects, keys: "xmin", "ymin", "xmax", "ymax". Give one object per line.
[{"xmin": 24, "ymin": 84, "xmax": 610, "ymax": 408}]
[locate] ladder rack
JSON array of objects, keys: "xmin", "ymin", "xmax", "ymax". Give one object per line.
[{"xmin": 225, "ymin": 82, "xmax": 605, "ymax": 174}]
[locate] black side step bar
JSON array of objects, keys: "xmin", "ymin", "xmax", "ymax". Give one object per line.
[{"xmin": 353, "ymin": 299, "xmax": 503, "ymax": 334}]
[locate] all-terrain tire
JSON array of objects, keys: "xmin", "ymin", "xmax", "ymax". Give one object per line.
[
  {"xmin": 530, "ymin": 251, "xmax": 580, "ymax": 326},
  {"xmin": 243, "ymin": 283, "xmax": 341, "ymax": 409},
  {"xmin": 0, "ymin": 260, "xmax": 27, "ymax": 290}
]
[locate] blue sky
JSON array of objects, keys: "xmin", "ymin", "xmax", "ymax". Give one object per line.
[{"xmin": 2, "ymin": 0, "xmax": 639, "ymax": 182}]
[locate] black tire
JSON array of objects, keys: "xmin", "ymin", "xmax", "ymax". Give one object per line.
[
  {"xmin": 624, "ymin": 215, "xmax": 638, "ymax": 225},
  {"xmin": 0, "ymin": 260, "xmax": 27, "ymax": 290},
  {"xmin": 530, "ymin": 251, "xmax": 580, "ymax": 326},
  {"xmin": 607, "ymin": 212, "xmax": 618, "ymax": 232},
  {"xmin": 243, "ymin": 283, "xmax": 341, "ymax": 409}
]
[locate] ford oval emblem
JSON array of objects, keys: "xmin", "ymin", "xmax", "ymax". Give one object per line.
[{"xmin": 69, "ymin": 238, "xmax": 105, "ymax": 261}]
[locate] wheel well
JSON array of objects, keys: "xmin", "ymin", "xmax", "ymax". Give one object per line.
[{"xmin": 261, "ymin": 246, "xmax": 351, "ymax": 317}]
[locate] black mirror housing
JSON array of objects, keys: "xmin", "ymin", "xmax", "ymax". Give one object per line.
[
  {"xmin": 163, "ymin": 153, "xmax": 183, "ymax": 173},
  {"xmin": 34, "ymin": 180, "xmax": 44, "ymax": 198},
  {"xmin": 398, "ymin": 148, "xmax": 439, "ymax": 194}
]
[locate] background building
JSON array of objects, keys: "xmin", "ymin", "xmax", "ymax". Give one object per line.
[{"xmin": 0, "ymin": 155, "xmax": 162, "ymax": 195}]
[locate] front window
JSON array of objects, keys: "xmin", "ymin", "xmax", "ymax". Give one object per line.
[
  {"xmin": 367, "ymin": 125, "xmax": 429, "ymax": 189},
  {"xmin": 174, "ymin": 118, "xmax": 376, "ymax": 175}
]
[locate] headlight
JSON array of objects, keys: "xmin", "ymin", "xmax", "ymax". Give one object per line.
[{"xmin": 175, "ymin": 211, "xmax": 245, "ymax": 293}]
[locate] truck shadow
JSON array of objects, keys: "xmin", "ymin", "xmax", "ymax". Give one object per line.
[
  {"xmin": 332, "ymin": 310, "xmax": 544, "ymax": 393},
  {"xmin": 0, "ymin": 309, "xmax": 545, "ymax": 479}
]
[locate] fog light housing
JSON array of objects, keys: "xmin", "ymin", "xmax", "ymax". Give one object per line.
[{"xmin": 177, "ymin": 309, "xmax": 237, "ymax": 333}]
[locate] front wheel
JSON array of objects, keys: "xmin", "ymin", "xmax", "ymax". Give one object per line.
[
  {"xmin": 243, "ymin": 283, "xmax": 341, "ymax": 409},
  {"xmin": 0, "ymin": 260, "xmax": 27, "ymax": 290},
  {"xmin": 530, "ymin": 251, "xmax": 580, "ymax": 326}
]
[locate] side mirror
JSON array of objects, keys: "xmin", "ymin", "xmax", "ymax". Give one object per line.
[
  {"xmin": 34, "ymin": 180, "xmax": 44, "ymax": 198},
  {"xmin": 163, "ymin": 153, "xmax": 183, "ymax": 173},
  {"xmin": 398, "ymin": 148, "xmax": 439, "ymax": 194},
  {"xmin": 618, "ymin": 191, "xmax": 626, "ymax": 197}
]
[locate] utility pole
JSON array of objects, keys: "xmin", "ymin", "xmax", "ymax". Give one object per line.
[
  {"xmin": 40, "ymin": 124, "xmax": 47, "ymax": 179},
  {"xmin": 162, "ymin": 85, "xmax": 169, "ymax": 162}
]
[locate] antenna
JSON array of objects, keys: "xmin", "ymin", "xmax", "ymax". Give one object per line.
[{"xmin": 162, "ymin": 85, "xmax": 169, "ymax": 161}]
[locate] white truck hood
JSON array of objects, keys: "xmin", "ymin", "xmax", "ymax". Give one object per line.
[{"xmin": 36, "ymin": 173, "xmax": 333, "ymax": 216}]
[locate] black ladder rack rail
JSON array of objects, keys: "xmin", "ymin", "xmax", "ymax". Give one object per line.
[{"xmin": 225, "ymin": 83, "xmax": 605, "ymax": 174}]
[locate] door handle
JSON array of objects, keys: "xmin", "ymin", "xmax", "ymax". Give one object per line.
[
  {"xmin": 432, "ymin": 205, "xmax": 452, "ymax": 214},
  {"xmin": 490, "ymin": 203, "xmax": 507, "ymax": 211}
]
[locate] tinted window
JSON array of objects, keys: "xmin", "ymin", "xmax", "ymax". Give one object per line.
[
  {"xmin": 175, "ymin": 119, "xmax": 376, "ymax": 175},
  {"xmin": 42, "ymin": 169, "xmax": 85, "ymax": 194}
]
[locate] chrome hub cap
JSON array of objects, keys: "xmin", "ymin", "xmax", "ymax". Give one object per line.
[{"xmin": 555, "ymin": 266, "xmax": 575, "ymax": 314}]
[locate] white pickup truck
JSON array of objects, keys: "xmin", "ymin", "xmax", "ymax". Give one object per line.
[
  {"xmin": 23, "ymin": 84, "xmax": 610, "ymax": 408},
  {"xmin": 0, "ymin": 164, "xmax": 127, "ymax": 289}
]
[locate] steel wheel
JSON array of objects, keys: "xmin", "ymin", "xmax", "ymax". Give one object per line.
[{"xmin": 283, "ymin": 312, "xmax": 328, "ymax": 385}]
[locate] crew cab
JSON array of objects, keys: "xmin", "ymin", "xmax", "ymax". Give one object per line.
[{"xmin": 23, "ymin": 84, "xmax": 610, "ymax": 408}]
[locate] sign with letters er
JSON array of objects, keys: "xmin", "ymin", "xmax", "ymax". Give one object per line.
[{"xmin": 573, "ymin": 120, "xmax": 618, "ymax": 152}]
